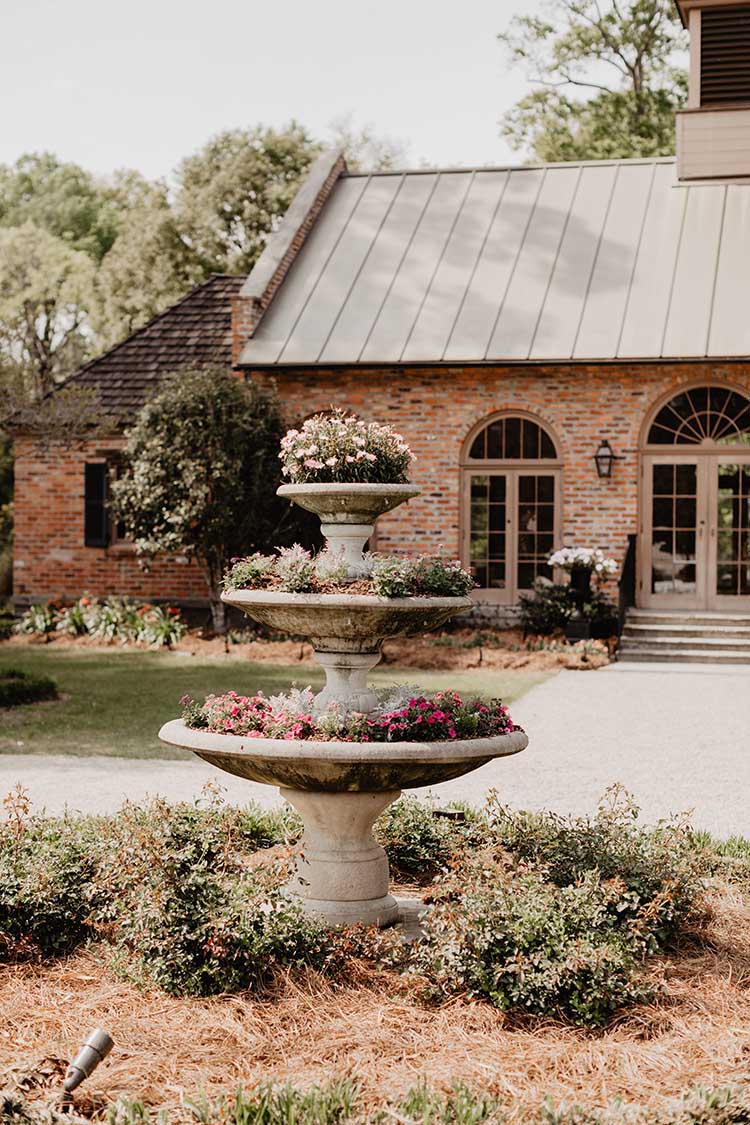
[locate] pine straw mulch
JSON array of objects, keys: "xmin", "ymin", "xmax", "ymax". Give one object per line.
[
  {"xmin": 4, "ymin": 628, "xmax": 613, "ymax": 673},
  {"xmin": 3, "ymin": 884, "xmax": 750, "ymax": 1122}
]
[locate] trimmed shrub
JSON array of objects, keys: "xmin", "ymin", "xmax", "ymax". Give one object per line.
[
  {"xmin": 519, "ymin": 579, "xmax": 617, "ymax": 638},
  {"xmin": 415, "ymin": 860, "xmax": 651, "ymax": 1026},
  {"xmin": 0, "ymin": 791, "xmax": 100, "ymax": 959},
  {"xmin": 0, "ymin": 669, "xmax": 57, "ymax": 707},
  {"xmin": 93, "ymin": 794, "xmax": 325, "ymax": 996},
  {"xmin": 374, "ymin": 798, "xmax": 464, "ymax": 883},
  {"xmin": 488, "ymin": 786, "xmax": 708, "ymax": 952},
  {"xmin": 519, "ymin": 580, "xmax": 572, "ymax": 634}
]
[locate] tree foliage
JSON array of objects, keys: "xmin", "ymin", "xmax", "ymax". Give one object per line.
[
  {"xmin": 174, "ymin": 124, "xmax": 320, "ymax": 277},
  {"xmin": 498, "ymin": 0, "xmax": 688, "ymax": 161},
  {"xmin": 0, "ymin": 152, "xmax": 118, "ymax": 262},
  {"xmin": 92, "ymin": 191, "xmax": 197, "ymax": 350},
  {"xmin": 328, "ymin": 114, "xmax": 409, "ymax": 171},
  {"xmin": 109, "ymin": 368, "xmax": 307, "ymax": 631},
  {"xmin": 0, "ymin": 222, "xmax": 96, "ymax": 399}
]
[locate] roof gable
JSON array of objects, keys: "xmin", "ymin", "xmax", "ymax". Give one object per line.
[
  {"xmin": 239, "ymin": 157, "xmax": 750, "ymax": 365},
  {"xmin": 70, "ymin": 275, "xmax": 244, "ymax": 416}
]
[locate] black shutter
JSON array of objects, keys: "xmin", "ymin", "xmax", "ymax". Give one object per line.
[
  {"xmin": 701, "ymin": 7, "xmax": 750, "ymax": 106},
  {"xmin": 84, "ymin": 463, "xmax": 110, "ymax": 548}
]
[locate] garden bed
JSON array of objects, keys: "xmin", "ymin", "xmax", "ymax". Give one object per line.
[
  {"xmin": 2, "ymin": 790, "xmax": 749, "ymax": 1121},
  {"xmin": 2, "ymin": 627, "xmax": 613, "ymax": 673},
  {"xmin": 2, "ymin": 887, "xmax": 750, "ymax": 1123}
]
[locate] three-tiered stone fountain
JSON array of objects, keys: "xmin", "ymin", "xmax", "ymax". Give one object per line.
[{"xmin": 159, "ymin": 429, "xmax": 528, "ymax": 928}]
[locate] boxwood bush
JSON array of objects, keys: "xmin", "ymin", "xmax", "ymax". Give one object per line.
[{"xmin": 0, "ymin": 669, "xmax": 57, "ymax": 707}]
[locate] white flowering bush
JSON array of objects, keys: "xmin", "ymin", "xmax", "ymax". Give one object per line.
[
  {"xmin": 548, "ymin": 547, "xmax": 617, "ymax": 576},
  {"xmin": 279, "ymin": 410, "xmax": 415, "ymax": 484}
]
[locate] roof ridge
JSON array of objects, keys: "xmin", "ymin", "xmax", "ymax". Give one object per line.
[
  {"xmin": 342, "ymin": 156, "xmax": 678, "ymax": 178},
  {"xmin": 65, "ymin": 274, "xmax": 244, "ymax": 389}
]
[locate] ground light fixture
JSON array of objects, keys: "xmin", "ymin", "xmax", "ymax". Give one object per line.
[
  {"xmin": 593, "ymin": 438, "xmax": 624, "ymax": 479},
  {"xmin": 63, "ymin": 1029, "xmax": 114, "ymax": 1094}
]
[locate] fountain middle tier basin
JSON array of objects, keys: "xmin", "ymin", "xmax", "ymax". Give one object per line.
[
  {"xmin": 158, "ymin": 719, "xmax": 528, "ymax": 792},
  {"xmin": 220, "ymin": 590, "xmax": 472, "ymax": 653}
]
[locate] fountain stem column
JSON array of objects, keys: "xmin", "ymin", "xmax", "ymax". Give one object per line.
[
  {"xmin": 313, "ymin": 651, "xmax": 380, "ymax": 713},
  {"xmin": 281, "ymin": 788, "xmax": 401, "ymax": 927},
  {"xmin": 320, "ymin": 522, "xmax": 373, "ymax": 575}
]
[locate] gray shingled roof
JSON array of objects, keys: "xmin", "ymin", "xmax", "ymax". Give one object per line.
[
  {"xmin": 239, "ymin": 157, "xmax": 750, "ymax": 366},
  {"xmin": 71, "ymin": 275, "xmax": 243, "ymax": 416}
]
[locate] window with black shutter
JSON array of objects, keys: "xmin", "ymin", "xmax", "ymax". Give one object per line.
[
  {"xmin": 84, "ymin": 462, "xmax": 110, "ymax": 548},
  {"xmin": 701, "ymin": 7, "xmax": 750, "ymax": 106}
]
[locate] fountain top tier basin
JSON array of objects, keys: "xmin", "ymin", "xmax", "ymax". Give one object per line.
[
  {"xmin": 221, "ymin": 590, "xmax": 471, "ymax": 653},
  {"xmin": 159, "ymin": 719, "xmax": 528, "ymax": 793},
  {"xmin": 277, "ymin": 482, "xmax": 420, "ymax": 525}
]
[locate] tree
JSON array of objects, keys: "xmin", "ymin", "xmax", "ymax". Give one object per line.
[
  {"xmin": 109, "ymin": 368, "xmax": 306, "ymax": 632},
  {"xmin": 328, "ymin": 115, "xmax": 410, "ymax": 171},
  {"xmin": 0, "ymin": 152, "xmax": 119, "ymax": 262},
  {"xmin": 498, "ymin": 0, "xmax": 688, "ymax": 161},
  {"xmin": 93, "ymin": 190, "xmax": 197, "ymax": 349},
  {"xmin": 0, "ymin": 222, "xmax": 96, "ymax": 398},
  {"xmin": 174, "ymin": 124, "xmax": 320, "ymax": 277}
]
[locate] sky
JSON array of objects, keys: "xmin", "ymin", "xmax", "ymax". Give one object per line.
[{"xmin": 1, "ymin": 0, "xmax": 531, "ymax": 183}]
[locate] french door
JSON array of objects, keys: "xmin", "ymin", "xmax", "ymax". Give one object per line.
[
  {"xmin": 641, "ymin": 453, "xmax": 750, "ymax": 610},
  {"xmin": 463, "ymin": 469, "xmax": 561, "ymax": 604}
]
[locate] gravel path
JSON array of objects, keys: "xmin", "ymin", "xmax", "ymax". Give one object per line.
[{"xmin": 2, "ymin": 662, "xmax": 749, "ymax": 836}]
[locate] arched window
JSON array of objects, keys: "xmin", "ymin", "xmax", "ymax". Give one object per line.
[
  {"xmin": 640, "ymin": 384, "xmax": 750, "ymax": 611},
  {"xmin": 647, "ymin": 385, "xmax": 750, "ymax": 446},
  {"xmin": 461, "ymin": 414, "xmax": 562, "ymax": 604}
]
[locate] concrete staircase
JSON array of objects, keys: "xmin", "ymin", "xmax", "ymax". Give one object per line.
[{"xmin": 618, "ymin": 609, "xmax": 750, "ymax": 664}]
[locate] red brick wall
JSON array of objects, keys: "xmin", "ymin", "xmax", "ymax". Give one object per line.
[
  {"xmin": 14, "ymin": 363, "xmax": 750, "ymax": 605},
  {"xmin": 250, "ymin": 362, "xmax": 750, "ymax": 574},
  {"xmin": 13, "ymin": 438, "xmax": 208, "ymax": 606}
]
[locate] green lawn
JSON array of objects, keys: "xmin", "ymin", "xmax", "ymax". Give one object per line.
[{"xmin": 0, "ymin": 644, "xmax": 549, "ymax": 759}]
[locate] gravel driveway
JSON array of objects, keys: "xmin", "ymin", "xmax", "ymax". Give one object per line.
[{"xmin": 2, "ymin": 661, "xmax": 749, "ymax": 837}]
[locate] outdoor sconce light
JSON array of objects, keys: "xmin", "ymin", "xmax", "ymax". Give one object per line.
[{"xmin": 593, "ymin": 438, "xmax": 623, "ymax": 479}]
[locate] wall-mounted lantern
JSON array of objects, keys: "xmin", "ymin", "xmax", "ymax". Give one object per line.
[{"xmin": 593, "ymin": 438, "xmax": 623, "ymax": 479}]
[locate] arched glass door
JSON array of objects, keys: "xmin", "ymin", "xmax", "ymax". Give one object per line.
[
  {"xmin": 461, "ymin": 414, "xmax": 562, "ymax": 604},
  {"xmin": 641, "ymin": 385, "xmax": 750, "ymax": 610}
]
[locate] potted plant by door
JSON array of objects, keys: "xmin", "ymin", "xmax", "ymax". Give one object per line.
[{"xmin": 548, "ymin": 548, "xmax": 617, "ymax": 641}]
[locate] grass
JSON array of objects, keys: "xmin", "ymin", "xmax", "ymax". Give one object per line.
[{"xmin": 0, "ymin": 644, "xmax": 547, "ymax": 759}]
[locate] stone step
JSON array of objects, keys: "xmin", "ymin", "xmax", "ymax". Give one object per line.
[
  {"xmin": 627, "ymin": 610, "xmax": 750, "ymax": 627},
  {"xmin": 623, "ymin": 622, "xmax": 750, "ymax": 640},
  {"xmin": 619, "ymin": 634, "xmax": 750, "ymax": 653},
  {"xmin": 617, "ymin": 647, "xmax": 750, "ymax": 664}
]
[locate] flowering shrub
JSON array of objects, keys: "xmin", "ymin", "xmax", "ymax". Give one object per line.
[
  {"xmin": 16, "ymin": 597, "xmax": 186, "ymax": 648},
  {"xmin": 548, "ymin": 547, "xmax": 617, "ymax": 575},
  {"xmin": 279, "ymin": 410, "xmax": 415, "ymax": 484},
  {"xmin": 368, "ymin": 556, "xmax": 414, "ymax": 597},
  {"xmin": 223, "ymin": 549, "xmax": 475, "ymax": 598},
  {"xmin": 274, "ymin": 544, "xmax": 316, "ymax": 593},
  {"xmin": 181, "ymin": 687, "xmax": 517, "ymax": 743}
]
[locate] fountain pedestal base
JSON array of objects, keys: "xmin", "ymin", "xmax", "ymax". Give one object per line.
[{"xmin": 281, "ymin": 787, "xmax": 401, "ymax": 927}]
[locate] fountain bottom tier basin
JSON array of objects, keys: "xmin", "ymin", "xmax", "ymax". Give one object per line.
[{"xmin": 158, "ymin": 720, "xmax": 527, "ymax": 927}]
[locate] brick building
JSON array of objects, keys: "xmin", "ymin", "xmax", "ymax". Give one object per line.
[{"xmin": 14, "ymin": 0, "xmax": 750, "ymax": 620}]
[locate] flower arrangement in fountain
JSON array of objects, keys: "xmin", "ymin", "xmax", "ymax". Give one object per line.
[
  {"xmin": 223, "ymin": 547, "xmax": 475, "ymax": 598},
  {"xmin": 279, "ymin": 410, "xmax": 415, "ymax": 484},
  {"xmin": 548, "ymin": 547, "xmax": 617, "ymax": 576},
  {"xmin": 180, "ymin": 685, "xmax": 517, "ymax": 743}
]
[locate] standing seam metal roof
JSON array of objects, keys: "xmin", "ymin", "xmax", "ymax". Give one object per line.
[{"xmin": 239, "ymin": 157, "xmax": 750, "ymax": 366}]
